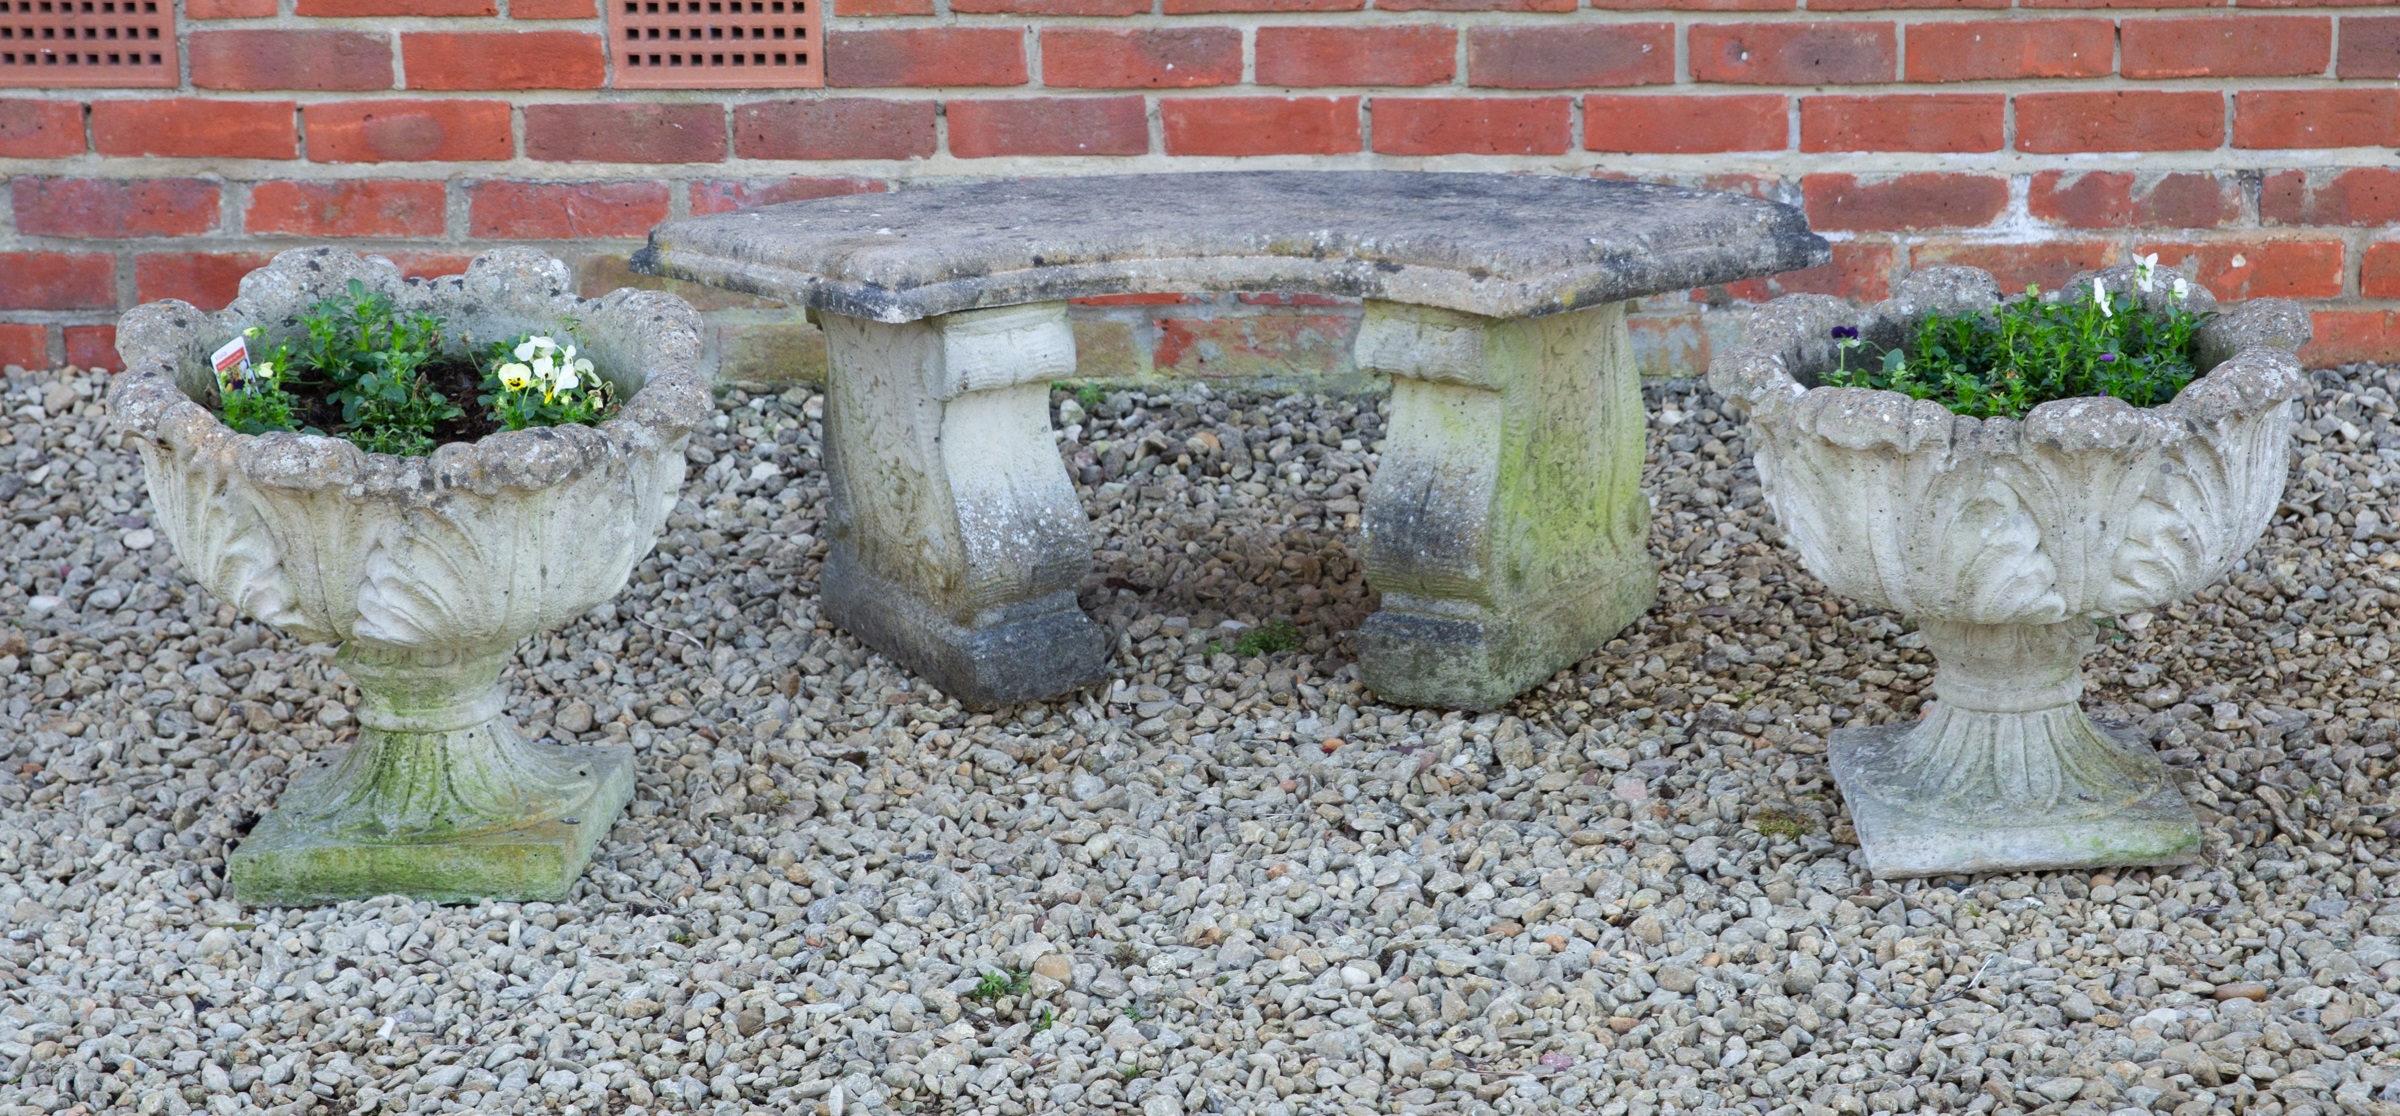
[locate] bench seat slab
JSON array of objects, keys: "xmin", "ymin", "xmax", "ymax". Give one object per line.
[
  {"xmin": 634, "ymin": 172, "xmax": 1827, "ymax": 324},
  {"xmin": 1356, "ymin": 301, "xmax": 1655, "ymax": 709},
  {"xmin": 816, "ymin": 302, "xmax": 1107, "ymax": 709}
]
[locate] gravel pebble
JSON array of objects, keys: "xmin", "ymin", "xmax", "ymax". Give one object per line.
[{"xmin": 0, "ymin": 362, "xmax": 2396, "ymax": 1116}]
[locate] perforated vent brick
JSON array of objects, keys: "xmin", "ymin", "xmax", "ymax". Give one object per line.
[
  {"xmin": 0, "ymin": 0, "xmax": 174, "ymax": 88},
  {"xmin": 610, "ymin": 0, "xmax": 821, "ymax": 90}
]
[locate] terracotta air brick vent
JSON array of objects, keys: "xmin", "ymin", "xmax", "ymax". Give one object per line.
[
  {"xmin": 0, "ymin": 0, "xmax": 175, "ymax": 88},
  {"xmin": 610, "ymin": 0, "xmax": 822, "ymax": 89}
]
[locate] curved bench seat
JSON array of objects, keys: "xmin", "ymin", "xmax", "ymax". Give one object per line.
[
  {"xmin": 637, "ymin": 172, "xmax": 1826, "ymax": 711},
  {"xmin": 634, "ymin": 171, "xmax": 1825, "ymax": 323}
]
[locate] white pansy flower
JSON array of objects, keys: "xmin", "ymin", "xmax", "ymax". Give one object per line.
[
  {"xmin": 2171, "ymin": 276, "xmax": 2191, "ymax": 301},
  {"xmin": 499, "ymin": 362, "xmax": 532, "ymax": 390},
  {"xmin": 2093, "ymin": 278, "xmax": 2112, "ymax": 316},
  {"xmin": 556, "ymin": 363, "xmax": 580, "ymax": 392},
  {"xmin": 514, "ymin": 340, "xmax": 537, "ymax": 361},
  {"xmin": 532, "ymin": 355, "xmax": 556, "ymax": 382},
  {"xmin": 531, "ymin": 335, "xmax": 557, "ymax": 352},
  {"xmin": 2133, "ymin": 252, "xmax": 2159, "ymax": 294}
]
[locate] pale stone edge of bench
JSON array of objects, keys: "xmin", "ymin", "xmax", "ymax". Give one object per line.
[{"xmin": 629, "ymin": 237, "xmax": 1832, "ymax": 325}]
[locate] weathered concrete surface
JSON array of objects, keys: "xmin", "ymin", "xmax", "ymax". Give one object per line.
[
  {"xmin": 232, "ymin": 647, "xmax": 638, "ymax": 904},
  {"xmin": 111, "ymin": 246, "xmax": 706, "ymax": 904},
  {"xmin": 662, "ymin": 173, "xmax": 1825, "ymax": 710},
  {"xmin": 1830, "ymin": 618, "xmax": 2202, "ymax": 878},
  {"xmin": 1356, "ymin": 300, "xmax": 1654, "ymax": 709},
  {"xmin": 1711, "ymin": 265, "xmax": 2311, "ymax": 878},
  {"xmin": 635, "ymin": 172, "xmax": 1827, "ymax": 323},
  {"xmin": 816, "ymin": 301, "xmax": 1107, "ymax": 709},
  {"xmin": 1832, "ymin": 717, "xmax": 2203, "ymax": 879}
]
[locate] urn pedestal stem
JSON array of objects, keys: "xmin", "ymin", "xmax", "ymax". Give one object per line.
[
  {"xmin": 230, "ymin": 643, "xmax": 635, "ymax": 905},
  {"xmin": 1829, "ymin": 618, "xmax": 2201, "ymax": 879}
]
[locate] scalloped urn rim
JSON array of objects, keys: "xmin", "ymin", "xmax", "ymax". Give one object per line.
[
  {"xmin": 106, "ymin": 246, "xmax": 715, "ymax": 652},
  {"xmin": 1706, "ymin": 263, "xmax": 2311, "ymax": 627},
  {"xmin": 109, "ymin": 245, "xmax": 713, "ymax": 511}
]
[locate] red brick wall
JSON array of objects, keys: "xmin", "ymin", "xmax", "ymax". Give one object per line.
[{"xmin": 3, "ymin": 1, "xmax": 2397, "ymax": 380}]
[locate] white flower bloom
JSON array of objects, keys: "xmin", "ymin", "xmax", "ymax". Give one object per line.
[
  {"xmin": 572, "ymin": 357, "xmax": 594, "ymax": 376},
  {"xmin": 2093, "ymin": 278, "xmax": 2111, "ymax": 316},
  {"xmin": 254, "ymin": 362, "xmax": 274, "ymax": 378},
  {"xmin": 2133, "ymin": 252, "xmax": 2159, "ymax": 294},
  {"xmin": 562, "ymin": 344, "xmax": 577, "ymax": 361},
  {"xmin": 2172, "ymin": 276, "xmax": 2191, "ymax": 301},
  {"xmin": 499, "ymin": 362, "xmax": 532, "ymax": 390},
  {"xmin": 556, "ymin": 364, "xmax": 580, "ymax": 392},
  {"xmin": 532, "ymin": 355, "xmax": 556, "ymax": 382},
  {"xmin": 514, "ymin": 340, "xmax": 537, "ymax": 361},
  {"xmin": 531, "ymin": 335, "xmax": 557, "ymax": 352}
]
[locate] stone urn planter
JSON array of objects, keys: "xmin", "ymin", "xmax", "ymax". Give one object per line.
[
  {"xmin": 1711, "ymin": 265, "xmax": 2311, "ymax": 878},
  {"xmin": 111, "ymin": 247, "xmax": 711, "ymax": 905}
]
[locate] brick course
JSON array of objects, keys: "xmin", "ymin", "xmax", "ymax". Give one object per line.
[
  {"xmin": 2340, "ymin": 15, "xmax": 2400, "ymax": 77},
  {"xmin": 466, "ymin": 181, "xmax": 672, "ymax": 239},
  {"xmin": 134, "ymin": 252, "xmax": 275, "ymax": 310},
  {"xmin": 1803, "ymin": 173, "xmax": 2011, "ymax": 232},
  {"xmin": 732, "ymin": 99, "xmax": 939, "ymax": 161},
  {"xmin": 303, "ymin": 100, "xmax": 516, "ymax": 163},
  {"xmin": 1798, "ymin": 94, "xmax": 2004, "ymax": 153},
  {"xmin": 2119, "ymin": 16, "xmax": 2332, "ymax": 77},
  {"xmin": 0, "ymin": 324, "xmax": 48, "ymax": 370},
  {"xmin": 245, "ymin": 180, "xmax": 448, "ymax": 238},
  {"xmin": 2029, "ymin": 171, "xmax": 2244, "ymax": 230},
  {"xmin": 2, "ymin": 2, "xmax": 2397, "ymax": 375},
  {"xmin": 2017, "ymin": 91, "xmax": 2226, "ymax": 152},
  {"xmin": 1904, "ymin": 18, "xmax": 2112, "ymax": 78},
  {"xmin": 1255, "ymin": 26, "xmax": 1455, "ymax": 86},
  {"xmin": 1370, "ymin": 97, "xmax": 1573, "ymax": 155},
  {"xmin": 1162, "ymin": 96, "xmax": 1361, "ymax": 155},
  {"xmin": 93, "ymin": 100, "xmax": 298, "ymax": 159},
  {"xmin": 14, "ymin": 179, "xmax": 221, "ymax": 239},
  {"xmin": 0, "ymin": 101, "xmax": 85, "ymax": 159},
  {"xmin": 1465, "ymin": 25, "xmax": 1675, "ymax": 87},
  {"xmin": 948, "ymin": 97, "xmax": 1149, "ymax": 157},
  {"xmin": 524, "ymin": 104, "xmax": 731, "ymax": 164},
  {"xmin": 1585, "ymin": 94, "xmax": 1786, "ymax": 152},
  {"xmin": 190, "ymin": 30, "xmax": 398, "ymax": 91},
  {"xmin": 1043, "ymin": 28, "xmax": 1244, "ymax": 88},
  {"xmin": 399, "ymin": 31, "xmax": 606, "ymax": 90},
  {"xmin": 1687, "ymin": 22, "xmax": 1896, "ymax": 85}
]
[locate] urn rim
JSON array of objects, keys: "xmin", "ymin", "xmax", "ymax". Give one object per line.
[
  {"xmin": 1707, "ymin": 263, "xmax": 2310, "ymax": 457},
  {"xmin": 107, "ymin": 246, "xmax": 713, "ymax": 500}
]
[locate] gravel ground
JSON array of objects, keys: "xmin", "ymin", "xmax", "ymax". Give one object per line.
[{"xmin": 0, "ymin": 359, "xmax": 2396, "ymax": 1116}]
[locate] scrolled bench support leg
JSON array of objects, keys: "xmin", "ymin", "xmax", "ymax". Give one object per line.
[
  {"xmin": 1355, "ymin": 300, "xmax": 1656, "ymax": 709},
  {"xmin": 814, "ymin": 302, "xmax": 1106, "ymax": 710}
]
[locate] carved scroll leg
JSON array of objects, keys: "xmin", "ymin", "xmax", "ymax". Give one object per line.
[
  {"xmin": 1355, "ymin": 300, "xmax": 1655, "ymax": 710},
  {"xmin": 814, "ymin": 302, "xmax": 1107, "ymax": 710}
]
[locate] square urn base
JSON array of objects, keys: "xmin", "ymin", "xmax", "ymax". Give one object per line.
[
  {"xmin": 1830, "ymin": 722, "xmax": 2204, "ymax": 880},
  {"xmin": 229, "ymin": 744, "xmax": 635, "ymax": 906}
]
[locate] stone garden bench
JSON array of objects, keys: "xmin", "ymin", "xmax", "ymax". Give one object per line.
[{"xmin": 635, "ymin": 172, "xmax": 1825, "ymax": 711}]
